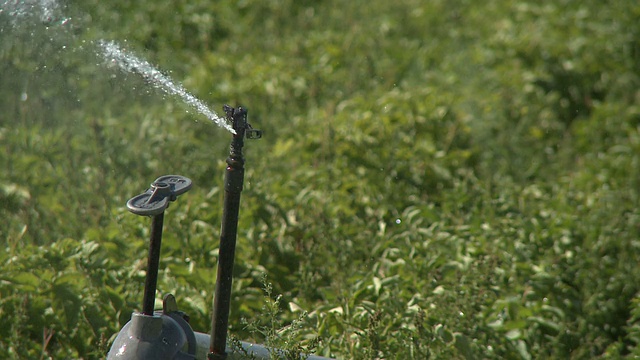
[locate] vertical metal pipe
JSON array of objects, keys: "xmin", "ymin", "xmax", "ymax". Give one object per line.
[
  {"xmin": 142, "ymin": 212, "xmax": 165, "ymax": 315},
  {"xmin": 209, "ymin": 106, "xmax": 247, "ymax": 360}
]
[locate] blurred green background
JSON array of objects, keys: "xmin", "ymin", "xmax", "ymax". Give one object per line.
[{"xmin": 1, "ymin": 0, "xmax": 640, "ymax": 358}]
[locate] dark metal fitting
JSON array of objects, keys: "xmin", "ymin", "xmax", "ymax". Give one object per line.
[
  {"xmin": 223, "ymin": 104, "xmax": 262, "ymax": 140},
  {"xmin": 246, "ymin": 127, "xmax": 262, "ymax": 140},
  {"xmin": 127, "ymin": 175, "xmax": 193, "ymax": 216},
  {"xmin": 245, "ymin": 120, "xmax": 262, "ymax": 139}
]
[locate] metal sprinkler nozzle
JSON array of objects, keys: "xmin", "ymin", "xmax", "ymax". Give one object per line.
[{"xmin": 223, "ymin": 104, "xmax": 262, "ymax": 140}]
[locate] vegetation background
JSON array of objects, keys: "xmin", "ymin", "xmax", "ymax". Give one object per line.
[{"xmin": 1, "ymin": 0, "xmax": 639, "ymax": 358}]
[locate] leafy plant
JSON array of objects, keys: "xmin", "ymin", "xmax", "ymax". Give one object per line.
[{"xmin": 1, "ymin": 0, "xmax": 639, "ymax": 359}]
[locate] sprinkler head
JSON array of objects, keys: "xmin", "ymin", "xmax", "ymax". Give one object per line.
[
  {"xmin": 223, "ymin": 104, "xmax": 262, "ymax": 140},
  {"xmin": 127, "ymin": 175, "xmax": 193, "ymax": 216}
]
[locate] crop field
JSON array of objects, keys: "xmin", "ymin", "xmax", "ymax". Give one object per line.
[{"xmin": 1, "ymin": 1, "xmax": 639, "ymax": 359}]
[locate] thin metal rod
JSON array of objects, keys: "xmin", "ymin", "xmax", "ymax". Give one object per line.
[
  {"xmin": 209, "ymin": 106, "xmax": 247, "ymax": 360},
  {"xmin": 209, "ymin": 178, "xmax": 242, "ymax": 359},
  {"xmin": 142, "ymin": 212, "xmax": 165, "ymax": 315}
]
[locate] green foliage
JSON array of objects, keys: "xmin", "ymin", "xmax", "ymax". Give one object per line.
[
  {"xmin": 1, "ymin": 0, "xmax": 640, "ymax": 359},
  {"xmin": 239, "ymin": 275, "xmax": 320, "ymax": 360}
]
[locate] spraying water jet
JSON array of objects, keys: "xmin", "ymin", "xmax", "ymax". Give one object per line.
[
  {"xmin": 97, "ymin": 40, "xmax": 235, "ymax": 134},
  {"xmin": 1, "ymin": 0, "xmax": 231, "ymax": 132}
]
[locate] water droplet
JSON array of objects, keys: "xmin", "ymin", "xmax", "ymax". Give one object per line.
[{"xmin": 395, "ymin": 218, "xmax": 401, "ymax": 224}]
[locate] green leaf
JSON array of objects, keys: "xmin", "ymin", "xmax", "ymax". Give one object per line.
[
  {"xmin": 505, "ymin": 329, "xmax": 521, "ymax": 340},
  {"xmin": 435, "ymin": 324, "xmax": 454, "ymax": 344},
  {"xmin": 454, "ymin": 333, "xmax": 473, "ymax": 360},
  {"xmin": 528, "ymin": 316, "xmax": 561, "ymax": 335},
  {"xmin": 4, "ymin": 272, "xmax": 41, "ymax": 291}
]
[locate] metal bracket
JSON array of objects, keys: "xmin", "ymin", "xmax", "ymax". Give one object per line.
[{"xmin": 246, "ymin": 127, "xmax": 262, "ymax": 139}]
